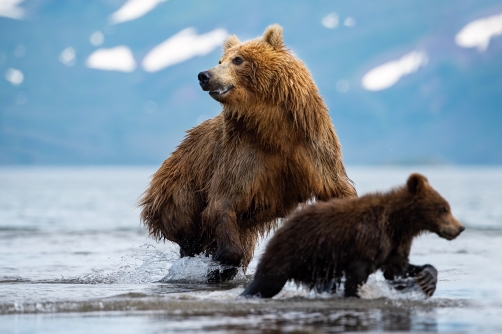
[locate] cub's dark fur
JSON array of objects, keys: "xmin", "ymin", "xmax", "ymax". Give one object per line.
[{"xmin": 242, "ymin": 173, "xmax": 464, "ymax": 298}]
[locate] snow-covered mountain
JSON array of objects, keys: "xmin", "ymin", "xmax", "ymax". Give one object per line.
[{"xmin": 1, "ymin": 0, "xmax": 501, "ymax": 164}]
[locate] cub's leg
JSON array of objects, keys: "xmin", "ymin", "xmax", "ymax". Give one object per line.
[
  {"xmin": 384, "ymin": 264, "xmax": 438, "ymax": 297},
  {"xmin": 240, "ymin": 272, "xmax": 288, "ymax": 298},
  {"xmin": 344, "ymin": 260, "xmax": 372, "ymax": 297},
  {"xmin": 412, "ymin": 264, "xmax": 438, "ymax": 297}
]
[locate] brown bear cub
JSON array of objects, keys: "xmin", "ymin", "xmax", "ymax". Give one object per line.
[
  {"xmin": 241, "ymin": 173, "xmax": 465, "ymax": 298},
  {"xmin": 139, "ymin": 24, "xmax": 356, "ymax": 282}
]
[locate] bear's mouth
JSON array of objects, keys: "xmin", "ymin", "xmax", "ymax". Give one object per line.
[
  {"xmin": 439, "ymin": 232, "xmax": 456, "ymax": 240},
  {"xmin": 209, "ymin": 85, "xmax": 234, "ymax": 98},
  {"xmin": 437, "ymin": 229, "xmax": 461, "ymax": 241}
]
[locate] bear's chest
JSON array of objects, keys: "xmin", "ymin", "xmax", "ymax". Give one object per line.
[{"xmin": 212, "ymin": 136, "xmax": 314, "ymax": 221}]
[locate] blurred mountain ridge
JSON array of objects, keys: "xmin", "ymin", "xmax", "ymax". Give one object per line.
[{"xmin": 1, "ymin": 0, "xmax": 501, "ymax": 165}]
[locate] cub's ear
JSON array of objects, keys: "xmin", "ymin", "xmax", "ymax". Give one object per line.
[
  {"xmin": 263, "ymin": 24, "xmax": 283, "ymax": 50},
  {"xmin": 407, "ymin": 173, "xmax": 429, "ymax": 195},
  {"xmin": 223, "ymin": 35, "xmax": 240, "ymax": 52}
]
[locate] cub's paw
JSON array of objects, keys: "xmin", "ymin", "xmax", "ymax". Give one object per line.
[{"xmin": 416, "ymin": 265, "xmax": 438, "ymax": 297}]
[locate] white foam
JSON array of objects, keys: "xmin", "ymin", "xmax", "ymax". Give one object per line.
[
  {"xmin": 142, "ymin": 27, "xmax": 228, "ymax": 72},
  {"xmin": 78, "ymin": 243, "xmax": 176, "ymax": 284},
  {"xmin": 358, "ymin": 272, "xmax": 427, "ymax": 301},
  {"xmin": 321, "ymin": 12, "xmax": 339, "ymax": 29},
  {"xmin": 4, "ymin": 68, "xmax": 24, "ymax": 85},
  {"xmin": 86, "ymin": 46, "xmax": 136, "ymax": 72},
  {"xmin": 361, "ymin": 51, "xmax": 428, "ymax": 91},
  {"xmin": 168, "ymin": 287, "xmax": 245, "ymax": 301},
  {"xmin": 235, "ymin": 273, "xmax": 428, "ymax": 301},
  {"xmin": 109, "ymin": 0, "xmax": 166, "ymax": 25},
  {"xmin": 160, "ymin": 255, "xmax": 245, "ymax": 283},
  {"xmin": 455, "ymin": 12, "xmax": 502, "ymax": 51},
  {"xmin": 273, "ymin": 281, "xmax": 312, "ymax": 299},
  {"xmin": 161, "ymin": 256, "xmax": 213, "ymax": 283},
  {"xmin": 0, "ymin": 0, "xmax": 24, "ymax": 20}
]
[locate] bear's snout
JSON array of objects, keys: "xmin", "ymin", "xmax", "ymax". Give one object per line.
[
  {"xmin": 438, "ymin": 216, "xmax": 465, "ymax": 240},
  {"xmin": 198, "ymin": 68, "xmax": 235, "ymax": 102},
  {"xmin": 198, "ymin": 71, "xmax": 211, "ymax": 89}
]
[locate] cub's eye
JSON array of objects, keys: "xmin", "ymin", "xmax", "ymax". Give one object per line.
[
  {"xmin": 440, "ymin": 206, "xmax": 448, "ymax": 213},
  {"xmin": 232, "ymin": 57, "xmax": 243, "ymax": 65}
]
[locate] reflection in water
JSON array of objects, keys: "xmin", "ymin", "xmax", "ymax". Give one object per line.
[
  {"xmin": 149, "ymin": 281, "xmax": 244, "ymax": 296},
  {"xmin": 147, "ymin": 307, "xmax": 438, "ymax": 333},
  {"xmin": 382, "ymin": 309, "xmax": 437, "ymax": 332}
]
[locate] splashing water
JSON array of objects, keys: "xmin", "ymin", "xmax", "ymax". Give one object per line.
[
  {"xmin": 359, "ymin": 272, "xmax": 428, "ymax": 301},
  {"xmin": 73, "ymin": 239, "xmax": 432, "ymax": 302},
  {"xmin": 78, "ymin": 243, "xmax": 178, "ymax": 284},
  {"xmin": 160, "ymin": 255, "xmax": 246, "ymax": 284}
]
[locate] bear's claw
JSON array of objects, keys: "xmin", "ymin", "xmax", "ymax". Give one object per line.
[{"xmin": 416, "ymin": 265, "xmax": 438, "ymax": 297}]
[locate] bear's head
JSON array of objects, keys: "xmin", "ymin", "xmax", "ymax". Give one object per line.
[
  {"xmin": 198, "ymin": 24, "xmax": 313, "ymax": 108},
  {"xmin": 406, "ymin": 173, "xmax": 465, "ymax": 240}
]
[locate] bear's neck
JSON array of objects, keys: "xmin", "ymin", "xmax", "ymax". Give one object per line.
[
  {"xmin": 222, "ymin": 104, "xmax": 294, "ymax": 150},
  {"xmin": 383, "ymin": 190, "xmax": 429, "ymax": 241},
  {"xmin": 222, "ymin": 94, "xmax": 334, "ymax": 152}
]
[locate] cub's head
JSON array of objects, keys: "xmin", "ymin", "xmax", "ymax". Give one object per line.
[
  {"xmin": 406, "ymin": 173, "xmax": 465, "ymax": 240},
  {"xmin": 198, "ymin": 24, "xmax": 306, "ymax": 106}
]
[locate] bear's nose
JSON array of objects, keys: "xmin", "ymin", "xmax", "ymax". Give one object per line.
[
  {"xmin": 198, "ymin": 71, "xmax": 211, "ymax": 87},
  {"xmin": 459, "ymin": 226, "xmax": 465, "ymax": 233}
]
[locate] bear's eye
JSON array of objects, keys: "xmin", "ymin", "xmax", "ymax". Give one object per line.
[
  {"xmin": 440, "ymin": 206, "xmax": 448, "ymax": 213},
  {"xmin": 232, "ymin": 57, "xmax": 244, "ymax": 65}
]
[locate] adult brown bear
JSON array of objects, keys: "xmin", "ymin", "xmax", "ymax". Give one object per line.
[
  {"xmin": 139, "ymin": 24, "xmax": 356, "ymax": 281},
  {"xmin": 241, "ymin": 173, "xmax": 465, "ymax": 298}
]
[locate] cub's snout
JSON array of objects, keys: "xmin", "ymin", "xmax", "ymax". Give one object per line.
[{"xmin": 438, "ymin": 214, "xmax": 465, "ymax": 240}]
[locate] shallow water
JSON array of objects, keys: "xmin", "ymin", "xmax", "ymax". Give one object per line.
[{"xmin": 1, "ymin": 166, "xmax": 502, "ymax": 333}]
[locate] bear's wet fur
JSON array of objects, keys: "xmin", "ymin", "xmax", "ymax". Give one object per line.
[
  {"xmin": 139, "ymin": 24, "xmax": 356, "ymax": 281},
  {"xmin": 241, "ymin": 173, "xmax": 465, "ymax": 298}
]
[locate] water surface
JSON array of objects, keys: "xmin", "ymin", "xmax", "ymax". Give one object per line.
[{"xmin": 1, "ymin": 166, "xmax": 501, "ymax": 333}]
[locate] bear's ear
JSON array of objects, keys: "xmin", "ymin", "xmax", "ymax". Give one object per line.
[
  {"xmin": 407, "ymin": 173, "xmax": 429, "ymax": 195},
  {"xmin": 223, "ymin": 35, "xmax": 240, "ymax": 52},
  {"xmin": 263, "ymin": 24, "xmax": 284, "ymax": 50}
]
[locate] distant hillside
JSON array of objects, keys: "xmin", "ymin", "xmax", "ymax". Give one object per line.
[{"xmin": 1, "ymin": 0, "xmax": 501, "ymax": 165}]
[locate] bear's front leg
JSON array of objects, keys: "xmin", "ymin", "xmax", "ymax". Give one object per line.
[
  {"xmin": 212, "ymin": 215, "xmax": 244, "ymax": 266},
  {"xmin": 203, "ymin": 207, "xmax": 244, "ymax": 282}
]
